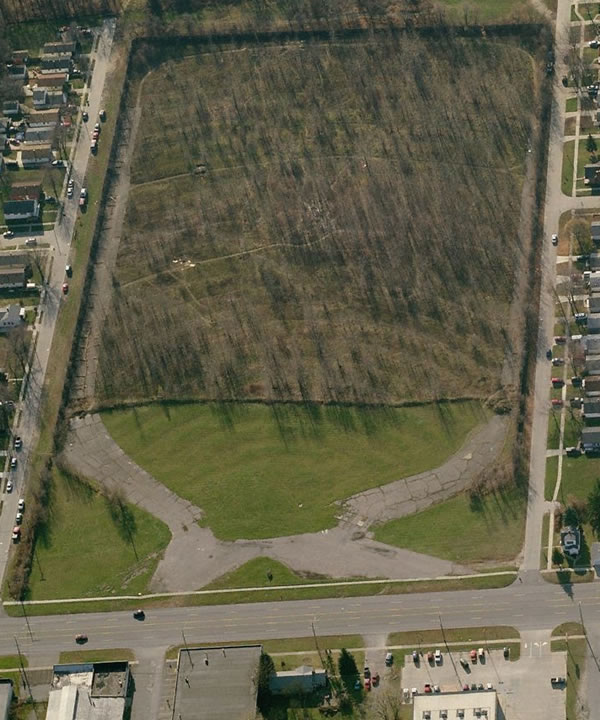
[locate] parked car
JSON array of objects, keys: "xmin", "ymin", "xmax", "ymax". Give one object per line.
[
  {"xmin": 551, "ymin": 677, "xmax": 566, "ymax": 686},
  {"xmin": 470, "ymin": 649, "xmax": 477, "ymax": 664},
  {"xmin": 372, "ymin": 673, "xmax": 380, "ymax": 687},
  {"xmin": 572, "ymin": 376, "xmax": 583, "ymax": 387},
  {"xmin": 460, "ymin": 658, "xmax": 469, "ymax": 670},
  {"xmin": 67, "ymin": 186, "xmax": 74, "ymax": 198},
  {"xmin": 11, "ymin": 526, "xmax": 20, "ymax": 542},
  {"xmin": 551, "ymin": 378, "xmax": 565, "ymax": 387},
  {"xmin": 503, "ymin": 647, "xmax": 510, "ymax": 659},
  {"xmin": 65, "ymin": 264, "xmax": 73, "ymax": 277},
  {"xmin": 575, "ymin": 313, "xmax": 587, "ymax": 325},
  {"xmin": 82, "ymin": 111, "xmax": 88, "ymax": 121},
  {"xmin": 434, "ymin": 649, "xmax": 442, "ymax": 664},
  {"xmin": 3, "ymin": 230, "xmax": 14, "ymax": 238},
  {"xmin": 6, "ymin": 480, "xmax": 12, "ymax": 493},
  {"xmin": 10, "ymin": 457, "xmax": 16, "ymax": 469},
  {"xmin": 364, "ymin": 678, "xmax": 371, "ymax": 691},
  {"xmin": 554, "ymin": 336, "xmax": 567, "ymax": 344},
  {"xmin": 566, "ymin": 446, "xmax": 581, "ymax": 457},
  {"xmin": 411, "ymin": 651, "xmax": 418, "ymax": 664},
  {"xmin": 546, "ymin": 349, "xmax": 553, "ymax": 359},
  {"xmin": 94, "ymin": 122, "xmax": 101, "ymax": 133},
  {"xmin": 24, "ymin": 238, "xmax": 36, "ymax": 247},
  {"xmin": 62, "ymin": 283, "xmax": 69, "ymax": 295},
  {"xmin": 18, "ymin": 498, "xmax": 24, "ymax": 511},
  {"xmin": 386, "ymin": 652, "xmax": 394, "ymax": 667},
  {"xmin": 51, "ymin": 159, "xmax": 66, "ymax": 167},
  {"xmin": 15, "ymin": 512, "xmax": 22, "ymax": 525},
  {"xmin": 551, "ymin": 234, "xmax": 558, "ymax": 246},
  {"xmin": 552, "ymin": 358, "xmax": 564, "ymax": 366},
  {"xmin": 462, "ymin": 684, "xmax": 470, "ymax": 692},
  {"xmin": 90, "ymin": 139, "xmax": 97, "ymax": 153},
  {"xmin": 79, "ymin": 188, "xmax": 88, "ymax": 207},
  {"xmin": 13, "ymin": 436, "xmax": 22, "ymax": 449},
  {"xmin": 364, "ymin": 667, "xmax": 371, "ymax": 679},
  {"xmin": 427, "ymin": 652, "xmax": 434, "ymax": 664},
  {"xmin": 99, "ymin": 109, "xmax": 106, "ymax": 121},
  {"xmin": 92, "ymin": 129, "xmax": 99, "ymax": 140},
  {"xmin": 551, "ymin": 398, "xmax": 562, "ymax": 407},
  {"xmin": 133, "ymin": 609, "xmax": 145, "ymax": 620},
  {"xmin": 590, "ymin": 40, "xmax": 600, "ymax": 48},
  {"xmin": 424, "ymin": 684, "xmax": 432, "ymax": 694},
  {"xmin": 477, "ymin": 683, "xmax": 484, "ymax": 691}
]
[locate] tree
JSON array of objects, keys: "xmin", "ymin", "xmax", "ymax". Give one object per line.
[
  {"xmin": 588, "ymin": 479, "xmax": 600, "ymax": 537},
  {"xmin": 256, "ymin": 652, "xmax": 275, "ymax": 714},
  {"xmin": 564, "ymin": 505, "xmax": 580, "ymax": 528},
  {"xmin": 337, "ymin": 648, "xmax": 359, "ymax": 693},
  {"xmin": 587, "ymin": 133, "xmax": 597, "ymax": 153}
]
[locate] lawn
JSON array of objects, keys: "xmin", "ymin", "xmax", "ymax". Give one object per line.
[
  {"xmin": 102, "ymin": 400, "xmax": 487, "ymax": 540},
  {"xmin": 0, "ymin": 654, "xmax": 26, "ymax": 669},
  {"xmin": 58, "ymin": 649, "xmax": 135, "ymax": 664},
  {"xmin": 204, "ymin": 557, "xmax": 331, "ymax": 589},
  {"xmin": 562, "ymin": 140, "xmax": 575, "ymax": 196},
  {"xmin": 436, "ymin": 0, "xmax": 529, "ymax": 21},
  {"xmin": 373, "ymin": 486, "xmax": 526, "ymax": 565},
  {"xmin": 98, "ymin": 35, "xmax": 536, "ymax": 407},
  {"xmin": 566, "ymin": 97, "xmax": 578, "ymax": 113},
  {"xmin": 27, "ymin": 467, "xmax": 171, "ymax": 599},
  {"xmin": 555, "ymin": 454, "xmax": 600, "ymax": 505},
  {"xmin": 546, "ymin": 457, "xmax": 558, "ymax": 501},
  {"xmin": 547, "ymin": 411, "xmax": 582, "ymax": 450}
]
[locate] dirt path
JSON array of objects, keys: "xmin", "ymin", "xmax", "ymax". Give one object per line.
[{"xmin": 62, "ymin": 412, "xmax": 506, "ymax": 592}]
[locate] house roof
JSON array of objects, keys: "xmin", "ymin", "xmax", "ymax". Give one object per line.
[
  {"xmin": 35, "ymin": 73, "xmax": 67, "ymax": 88},
  {"xmin": 42, "ymin": 42, "xmax": 76, "ymax": 55},
  {"xmin": 32, "ymin": 89, "xmax": 47, "ymax": 102},
  {"xmin": 585, "ymin": 376, "xmax": 600, "ymax": 390},
  {"xmin": 587, "ymin": 314, "xmax": 600, "ymax": 328},
  {"xmin": 585, "ymin": 165, "xmax": 600, "ymax": 183},
  {"xmin": 9, "ymin": 182, "xmax": 42, "ymax": 201},
  {"xmin": 11, "ymin": 50, "xmax": 28, "ymax": 60},
  {"xmin": 582, "ymin": 427, "xmax": 600, "ymax": 443},
  {"xmin": 40, "ymin": 57, "xmax": 71, "ymax": 71},
  {"xmin": 0, "ymin": 268, "xmax": 26, "ymax": 284},
  {"xmin": 20, "ymin": 145, "xmax": 52, "ymax": 161},
  {"xmin": 3, "ymin": 199, "xmax": 37, "ymax": 215},
  {"xmin": 589, "ymin": 298, "xmax": 600, "ymax": 314},
  {"xmin": 26, "ymin": 109, "xmax": 59, "ymax": 125},
  {"xmin": 7, "ymin": 65, "xmax": 27, "ymax": 77},
  {"xmin": 586, "ymin": 356, "xmax": 600, "ymax": 370},
  {"xmin": 2, "ymin": 101, "xmax": 19, "ymax": 112},
  {"xmin": 584, "ymin": 399, "xmax": 600, "ymax": 412}
]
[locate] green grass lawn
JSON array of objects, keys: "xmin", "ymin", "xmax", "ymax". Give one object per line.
[
  {"xmin": 102, "ymin": 400, "xmax": 487, "ymax": 540},
  {"xmin": 546, "ymin": 457, "xmax": 558, "ymax": 501},
  {"xmin": 374, "ymin": 486, "xmax": 526, "ymax": 565},
  {"xmin": 566, "ymin": 97, "xmax": 578, "ymax": 113},
  {"xmin": 0, "ymin": 655, "xmax": 26, "ymax": 669},
  {"xmin": 555, "ymin": 454, "xmax": 600, "ymax": 505},
  {"xmin": 27, "ymin": 468, "xmax": 171, "ymax": 599},
  {"xmin": 562, "ymin": 140, "xmax": 575, "ymax": 196},
  {"xmin": 547, "ymin": 412, "xmax": 582, "ymax": 451},
  {"xmin": 437, "ymin": 0, "xmax": 527, "ymax": 21},
  {"xmin": 58, "ymin": 649, "xmax": 135, "ymax": 664},
  {"xmin": 204, "ymin": 557, "xmax": 326, "ymax": 589}
]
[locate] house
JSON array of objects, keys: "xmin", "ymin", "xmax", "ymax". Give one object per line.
[
  {"xmin": 590, "ymin": 253, "xmax": 600, "ymax": 270},
  {"xmin": 3, "ymin": 199, "xmax": 39, "ymax": 220},
  {"xmin": 42, "ymin": 41, "xmax": 77, "ymax": 56},
  {"xmin": 0, "ymin": 117, "xmax": 10, "ymax": 141},
  {"xmin": 585, "ymin": 165, "xmax": 600, "ymax": 185},
  {"xmin": 35, "ymin": 73, "xmax": 67, "ymax": 88},
  {"xmin": 20, "ymin": 145, "xmax": 53, "ymax": 167},
  {"xmin": 11, "ymin": 50, "xmax": 28, "ymax": 64},
  {"xmin": 32, "ymin": 89, "xmax": 47, "ymax": 108},
  {"xmin": 40, "ymin": 55, "xmax": 72, "ymax": 74},
  {"xmin": 589, "ymin": 297, "xmax": 600, "ymax": 314},
  {"xmin": 9, "ymin": 182, "xmax": 42, "ymax": 202},
  {"xmin": 560, "ymin": 526, "xmax": 581, "ymax": 558},
  {"xmin": 585, "ymin": 376, "xmax": 600, "ymax": 395},
  {"xmin": 584, "ymin": 399, "xmax": 600, "ymax": 419},
  {"xmin": 592, "ymin": 222, "xmax": 600, "ymax": 244},
  {"xmin": 0, "ymin": 305, "xmax": 23, "ymax": 332},
  {"xmin": 7, "ymin": 65, "xmax": 27, "ymax": 82},
  {"xmin": 582, "ymin": 426, "xmax": 600, "ymax": 451},
  {"xmin": 25, "ymin": 126, "xmax": 55, "ymax": 144},
  {"xmin": 45, "ymin": 90, "xmax": 66, "ymax": 107},
  {"xmin": 269, "ymin": 666, "xmax": 328, "ymax": 695},
  {"xmin": 2, "ymin": 101, "xmax": 20, "ymax": 117},
  {"xmin": 0, "ymin": 268, "xmax": 26, "ymax": 290},
  {"xmin": 0, "ymin": 679, "xmax": 13, "ymax": 720},
  {"xmin": 587, "ymin": 313, "xmax": 600, "ymax": 333},
  {"xmin": 586, "ymin": 356, "xmax": 600, "ymax": 375},
  {"xmin": 26, "ymin": 109, "xmax": 59, "ymax": 127}
]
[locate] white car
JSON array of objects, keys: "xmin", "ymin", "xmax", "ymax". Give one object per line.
[
  {"xmin": 15, "ymin": 512, "xmax": 22, "ymax": 524},
  {"xmin": 67, "ymin": 186, "xmax": 74, "ymax": 198},
  {"xmin": 551, "ymin": 234, "xmax": 558, "ymax": 246},
  {"xmin": 3, "ymin": 230, "xmax": 14, "ymax": 238},
  {"xmin": 10, "ymin": 457, "xmax": 17, "ymax": 469},
  {"xmin": 6, "ymin": 480, "xmax": 13, "ymax": 493},
  {"xmin": 17, "ymin": 498, "xmax": 24, "ymax": 511}
]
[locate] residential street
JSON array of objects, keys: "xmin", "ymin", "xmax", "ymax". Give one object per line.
[{"xmin": 0, "ymin": 19, "xmax": 117, "ymax": 584}]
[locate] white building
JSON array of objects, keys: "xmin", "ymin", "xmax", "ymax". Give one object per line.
[
  {"xmin": 413, "ymin": 691, "xmax": 498, "ymax": 720},
  {"xmin": 0, "ymin": 305, "xmax": 23, "ymax": 332}
]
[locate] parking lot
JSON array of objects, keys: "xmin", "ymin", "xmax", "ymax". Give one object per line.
[{"xmin": 401, "ymin": 646, "xmax": 567, "ymax": 720}]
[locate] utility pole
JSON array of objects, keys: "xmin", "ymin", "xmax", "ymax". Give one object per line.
[
  {"xmin": 181, "ymin": 630, "xmax": 193, "ymax": 668},
  {"xmin": 14, "ymin": 636, "xmax": 33, "ymax": 703},
  {"xmin": 20, "ymin": 600, "xmax": 33, "ymax": 642},
  {"xmin": 311, "ymin": 622, "xmax": 325, "ymax": 668}
]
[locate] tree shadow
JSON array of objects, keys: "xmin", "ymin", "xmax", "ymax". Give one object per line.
[
  {"xmin": 106, "ymin": 497, "xmax": 139, "ymax": 560},
  {"xmin": 555, "ymin": 570, "xmax": 574, "ymax": 599}
]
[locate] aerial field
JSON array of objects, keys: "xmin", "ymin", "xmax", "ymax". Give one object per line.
[{"xmin": 98, "ymin": 34, "xmax": 537, "ymax": 407}]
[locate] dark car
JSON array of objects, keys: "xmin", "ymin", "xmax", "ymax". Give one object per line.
[
  {"xmin": 82, "ymin": 110, "xmax": 88, "ymax": 121},
  {"xmin": 133, "ymin": 609, "xmax": 145, "ymax": 620},
  {"xmin": 572, "ymin": 376, "xmax": 583, "ymax": 387},
  {"xmin": 411, "ymin": 651, "xmax": 418, "ymax": 664},
  {"xmin": 75, "ymin": 634, "xmax": 88, "ymax": 644},
  {"xmin": 546, "ymin": 349, "xmax": 553, "ymax": 360},
  {"xmin": 551, "ymin": 677, "xmax": 566, "ymax": 686},
  {"xmin": 566, "ymin": 447, "xmax": 581, "ymax": 457},
  {"xmin": 460, "ymin": 658, "xmax": 469, "ymax": 670},
  {"xmin": 503, "ymin": 646, "xmax": 510, "ymax": 659},
  {"xmin": 551, "ymin": 378, "xmax": 564, "ymax": 388},
  {"xmin": 386, "ymin": 653, "xmax": 394, "ymax": 667}
]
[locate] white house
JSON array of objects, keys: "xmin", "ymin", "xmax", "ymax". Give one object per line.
[
  {"xmin": 0, "ymin": 305, "xmax": 23, "ymax": 333},
  {"xmin": 3, "ymin": 199, "xmax": 39, "ymax": 220}
]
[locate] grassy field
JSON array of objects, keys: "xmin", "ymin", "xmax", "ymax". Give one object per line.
[
  {"xmin": 98, "ymin": 35, "xmax": 536, "ymax": 407},
  {"xmin": 547, "ymin": 411, "xmax": 582, "ymax": 451},
  {"xmin": 58, "ymin": 649, "xmax": 135, "ymax": 663},
  {"xmin": 374, "ymin": 486, "xmax": 526, "ymax": 565},
  {"xmin": 554, "ymin": 454, "xmax": 600, "ymax": 505},
  {"xmin": 562, "ymin": 140, "xmax": 575, "ymax": 196},
  {"xmin": 26, "ymin": 468, "xmax": 170, "ymax": 599},
  {"xmin": 436, "ymin": 0, "xmax": 529, "ymax": 20},
  {"xmin": 204, "ymin": 557, "xmax": 333, "ymax": 589},
  {"xmin": 0, "ymin": 654, "xmax": 27, "ymax": 669},
  {"xmin": 103, "ymin": 400, "xmax": 486, "ymax": 539},
  {"xmin": 566, "ymin": 97, "xmax": 578, "ymax": 113}
]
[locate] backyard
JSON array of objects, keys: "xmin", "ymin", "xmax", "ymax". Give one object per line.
[
  {"xmin": 98, "ymin": 34, "xmax": 537, "ymax": 407},
  {"xmin": 102, "ymin": 400, "xmax": 488, "ymax": 540}
]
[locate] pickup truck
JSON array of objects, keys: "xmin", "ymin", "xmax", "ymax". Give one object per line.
[{"xmin": 79, "ymin": 188, "xmax": 87, "ymax": 207}]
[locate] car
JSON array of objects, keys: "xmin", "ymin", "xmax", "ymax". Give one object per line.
[
  {"xmin": 3, "ymin": 231, "xmax": 14, "ymax": 239},
  {"xmin": 10, "ymin": 457, "xmax": 16, "ymax": 470},
  {"xmin": 554, "ymin": 336, "xmax": 567, "ymax": 344},
  {"xmin": 79, "ymin": 188, "xmax": 88, "ymax": 206},
  {"xmin": 11, "ymin": 526, "xmax": 20, "ymax": 542},
  {"xmin": 68, "ymin": 177, "xmax": 74, "ymax": 186},
  {"xmin": 477, "ymin": 683, "xmax": 484, "ymax": 691},
  {"xmin": 575, "ymin": 313, "xmax": 587, "ymax": 325},
  {"xmin": 364, "ymin": 666, "xmax": 371, "ymax": 679},
  {"xmin": 566, "ymin": 446, "xmax": 582, "ymax": 457},
  {"xmin": 372, "ymin": 673, "xmax": 380, "ymax": 687},
  {"xmin": 24, "ymin": 238, "xmax": 36, "ymax": 247},
  {"xmin": 460, "ymin": 658, "xmax": 469, "ymax": 670},
  {"xmin": 92, "ymin": 130, "xmax": 99, "ymax": 140},
  {"xmin": 503, "ymin": 647, "xmax": 509, "ymax": 659},
  {"xmin": 572, "ymin": 376, "xmax": 583, "ymax": 386},
  {"xmin": 62, "ymin": 283, "xmax": 69, "ymax": 295},
  {"xmin": 551, "ymin": 398, "xmax": 562, "ymax": 407},
  {"xmin": 470, "ymin": 683, "xmax": 477, "ymax": 691},
  {"xmin": 65, "ymin": 264, "xmax": 73, "ymax": 277},
  {"xmin": 94, "ymin": 122, "xmax": 101, "ymax": 133},
  {"xmin": 411, "ymin": 651, "xmax": 418, "ymax": 664},
  {"xmin": 51, "ymin": 159, "xmax": 65, "ymax": 167},
  {"xmin": 14, "ymin": 436, "xmax": 21, "ymax": 449},
  {"xmin": 551, "ymin": 233, "xmax": 558, "ymax": 246},
  {"xmin": 562, "ymin": 75, "xmax": 569, "ymax": 86},
  {"xmin": 486, "ymin": 683, "xmax": 493, "ymax": 690},
  {"xmin": 546, "ymin": 348, "xmax": 553, "ymax": 360},
  {"xmin": 133, "ymin": 608, "xmax": 145, "ymax": 619},
  {"xmin": 427, "ymin": 651, "xmax": 434, "ymax": 664},
  {"xmin": 434, "ymin": 649, "xmax": 442, "ymax": 664},
  {"xmin": 386, "ymin": 652, "xmax": 394, "ymax": 667},
  {"xmin": 551, "ymin": 378, "xmax": 564, "ymax": 387},
  {"xmin": 90, "ymin": 139, "xmax": 98, "ymax": 151},
  {"xmin": 45, "ymin": 196, "xmax": 56, "ymax": 204},
  {"xmin": 590, "ymin": 40, "xmax": 600, "ymax": 48},
  {"xmin": 552, "ymin": 358, "xmax": 564, "ymax": 366},
  {"xmin": 462, "ymin": 684, "xmax": 470, "ymax": 692},
  {"xmin": 411, "ymin": 688, "xmax": 418, "ymax": 697},
  {"xmin": 67, "ymin": 187, "xmax": 74, "ymax": 198},
  {"xmin": 6, "ymin": 480, "xmax": 12, "ymax": 493},
  {"xmin": 82, "ymin": 111, "xmax": 89, "ymax": 121},
  {"xmin": 551, "ymin": 677, "xmax": 566, "ymax": 686},
  {"xmin": 364, "ymin": 678, "xmax": 371, "ymax": 691},
  {"xmin": 470, "ymin": 649, "xmax": 477, "ymax": 663},
  {"xmin": 18, "ymin": 498, "xmax": 24, "ymax": 511},
  {"xmin": 424, "ymin": 684, "xmax": 432, "ymax": 694},
  {"xmin": 15, "ymin": 512, "xmax": 22, "ymax": 525},
  {"xmin": 99, "ymin": 109, "xmax": 106, "ymax": 121},
  {"xmin": 75, "ymin": 634, "xmax": 88, "ymax": 644},
  {"xmin": 354, "ymin": 679, "xmax": 361, "ymax": 691}
]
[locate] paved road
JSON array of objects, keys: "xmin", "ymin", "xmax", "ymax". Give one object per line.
[{"xmin": 0, "ymin": 20, "xmax": 117, "ymax": 584}]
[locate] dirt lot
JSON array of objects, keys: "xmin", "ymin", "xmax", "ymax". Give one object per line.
[{"xmin": 97, "ymin": 34, "xmax": 539, "ymax": 405}]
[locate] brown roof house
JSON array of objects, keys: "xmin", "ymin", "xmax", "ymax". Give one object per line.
[
  {"xmin": 9, "ymin": 182, "xmax": 42, "ymax": 202},
  {"xmin": 20, "ymin": 144, "xmax": 53, "ymax": 167},
  {"xmin": 35, "ymin": 73, "xmax": 67, "ymax": 89}
]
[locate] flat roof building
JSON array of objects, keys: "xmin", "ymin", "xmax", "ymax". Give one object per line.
[
  {"xmin": 413, "ymin": 690, "xmax": 498, "ymax": 720},
  {"xmin": 173, "ymin": 646, "xmax": 262, "ymax": 720},
  {"xmin": 0, "ymin": 679, "xmax": 13, "ymax": 720}
]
